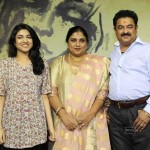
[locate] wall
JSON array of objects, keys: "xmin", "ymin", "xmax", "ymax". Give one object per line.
[
  {"xmin": 0, "ymin": 0, "xmax": 150, "ymax": 60},
  {"xmin": 0, "ymin": 0, "xmax": 150, "ymax": 149}
]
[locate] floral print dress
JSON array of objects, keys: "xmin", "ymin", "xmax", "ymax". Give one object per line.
[{"xmin": 0, "ymin": 58, "xmax": 51, "ymax": 149}]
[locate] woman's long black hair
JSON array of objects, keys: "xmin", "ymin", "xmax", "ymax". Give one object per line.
[{"xmin": 8, "ymin": 23, "xmax": 44, "ymax": 75}]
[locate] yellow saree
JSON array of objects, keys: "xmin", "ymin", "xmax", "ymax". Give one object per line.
[{"xmin": 49, "ymin": 54, "xmax": 111, "ymax": 150}]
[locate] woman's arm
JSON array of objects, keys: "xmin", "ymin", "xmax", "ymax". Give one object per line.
[
  {"xmin": 42, "ymin": 94, "xmax": 55, "ymax": 141},
  {"xmin": 49, "ymin": 95, "xmax": 78, "ymax": 131},
  {"xmin": 0, "ymin": 96, "xmax": 6, "ymax": 144}
]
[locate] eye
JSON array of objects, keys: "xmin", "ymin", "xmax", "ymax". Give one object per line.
[
  {"xmin": 127, "ymin": 25, "xmax": 133, "ymax": 29},
  {"xmin": 80, "ymin": 39, "xmax": 86, "ymax": 43},
  {"xmin": 70, "ymin": 38, "xmax": 76, "ymax": 42},
  {"xmin": 27, "ymin": 35, "xmax": 32, "ymax": 39},
  {"xmin": 117, "ymin": 26, "xmax": 124, "ymax": 30},
  {"xmin": 17, "ymin": 36, "xmax": 23, "ymax": 39}
]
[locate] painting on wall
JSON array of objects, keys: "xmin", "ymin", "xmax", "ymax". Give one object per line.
[
  {"xmin": 0, "ymin": 0, "xmax": 105, "ymax": 61},
  {"xmin": 0, "ymin": 0, "xmax": 150, "ymax": 60}
]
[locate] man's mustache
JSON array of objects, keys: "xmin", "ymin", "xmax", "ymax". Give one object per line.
[{"xmin": 121, "ymin": 33, "xmax": 131, "ymax": 36}]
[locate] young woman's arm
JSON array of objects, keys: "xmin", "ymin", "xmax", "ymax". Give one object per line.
[
  {"xmin": 42, "ymin": 94, "xmax": 55, "ymax": 141},
  {"xmin": 0, "ymin": 96, "xmax": 6, "ymax": 144}
]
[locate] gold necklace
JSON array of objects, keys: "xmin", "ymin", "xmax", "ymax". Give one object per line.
[{"xmin": 67, "ymin": 54, "xmax": 85, "ymax": 75}]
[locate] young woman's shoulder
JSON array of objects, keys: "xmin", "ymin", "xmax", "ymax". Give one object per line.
[{"xmin": 0, "ymin": 57, "xmax": 13, "ymax": 66}]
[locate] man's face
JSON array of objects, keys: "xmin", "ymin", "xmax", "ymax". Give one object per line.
[{"xmin": 114, "ymin": 17, "xmax": 137, "ymax": 47}]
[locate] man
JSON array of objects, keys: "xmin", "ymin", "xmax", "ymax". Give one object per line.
[{"xmin": 108, "ymin": 10, "xmax": 150, "ymax": 150}]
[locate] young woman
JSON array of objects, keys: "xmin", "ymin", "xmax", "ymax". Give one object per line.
[
  {"xmin": 0, "ymin": 23, "xmax": 55, "ymax": 150},
  {"xmin": 49, "ymin": 26, "xmax": 111, "ymax": 150}
]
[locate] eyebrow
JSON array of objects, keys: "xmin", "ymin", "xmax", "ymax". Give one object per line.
[
  {"xmin": 16, "ymin": 34, "xmax": 31, "ymax": 36},
  {"xmin": 118, "ymin": 24, "xmax": 134, "ymax": 27},
  {"xmin": 70, "ymin": 37, "xmax": 86, "ymax": 39}
]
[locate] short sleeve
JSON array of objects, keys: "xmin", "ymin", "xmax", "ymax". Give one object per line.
[
  {"xmin": 41, "ymin": 61, "xmax": 51, "ymax": 95},
  {"xmin": 49, "ymin": 57, "xmax": 61, "ymax": 96},
  {"xmin": 0, "ymin": 60, "xmax": 7, "ymax": 96},
  {"xmin": 96, "ymin": 57, "xmax": 110, "ymax": 100}
]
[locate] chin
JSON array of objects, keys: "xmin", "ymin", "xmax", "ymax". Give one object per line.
[{"xmin": 75, "ymin": 54, "xmax": 84, "ymax": 57}]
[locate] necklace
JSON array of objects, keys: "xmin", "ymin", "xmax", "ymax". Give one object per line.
[
  {"xmin": 67, "ymin": 54, "xmax": 85, "ymax": 75},
  {"xmin": 70, "ymin": 65, "xmax": 79, "ymax": 75}
]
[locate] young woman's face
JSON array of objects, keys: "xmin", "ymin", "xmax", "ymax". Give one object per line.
[
  {"xmin": 15, "ymin": 29, "xmax": 33, "ymax": 54},
  {"xmin": 67, "ymin": 31, "xmax": 88, "ymax": 57}
]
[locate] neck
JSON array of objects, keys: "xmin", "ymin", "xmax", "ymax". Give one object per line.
[
  {"xmin": 67, "ymin": 53, "xmax": 85, "ymax": 66},
  {"xmin": 15, "ymin": 52, "xmax": 31, "ymax": 66},
  {"xmin": 68, "ymin": 53, "xmax": 85, "ymax": 62},
  {"xmin": 16, "ymin": 52, "xmax": 30, "ymax": 61},
  {"xmin": 120, "ymin": 44, "xmax": 130, "ymax": 53},
  {"xmin": 120, "ymin": 37, "xmax": 137, "ymax": 52}
]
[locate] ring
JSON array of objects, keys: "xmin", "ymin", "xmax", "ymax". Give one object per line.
[{"xmin": 140, "ymin": 123, "xmax": 145, "ymax": 127}]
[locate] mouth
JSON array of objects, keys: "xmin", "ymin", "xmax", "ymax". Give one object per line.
[
  {"xmin": 121, "ymin": 35, "xmax": 131, "ymax": 39},
  {"xmin": 122, "ymin": 35, "xmax": 130, "ymax": 37},
  {"xmin": 121, "ymin": 34, "xmax": 131, "ymax": 37},
  {"xmin": 74, "ymin": 48, "xmax": 81, "ymax": 51},
  {"xmin": 22, "ymin": 44, "xmax": 30, "ymax": 48}
]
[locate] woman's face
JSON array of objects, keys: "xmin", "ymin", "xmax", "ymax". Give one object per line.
[
  {"xmin": 15, "ymin": 29, "xmax": 33, "ymax": 55},
  {"xmin": 67, "ymin": 31, "xmax": 88, "ymax": 57}
]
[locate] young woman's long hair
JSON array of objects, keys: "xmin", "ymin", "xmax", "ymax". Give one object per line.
[{"xmin": 8, "ymin": 23, "xmax": 44, "ymax": 75}]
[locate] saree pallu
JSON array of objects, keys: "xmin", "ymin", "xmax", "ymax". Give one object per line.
[{"xmin": 50, "ymin": 54, "xmax": 111, "ymax": 150}]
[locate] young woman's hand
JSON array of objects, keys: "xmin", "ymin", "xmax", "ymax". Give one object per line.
[
  {"xmin": 0, "ymin": 128, "xmax": 5, "ymax": 144},
  {"xmin": 48, "ymin": 130, "xmax": 56, "ymax": 142}
]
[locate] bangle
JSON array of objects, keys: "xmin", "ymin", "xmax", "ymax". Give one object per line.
[
  {"xmin": 55, "ymin": 106, "xmax": 64, "ymax": 115},
  {"xmin": 0, "ymin": 128, "xmax": 3, "ymax": 130}
]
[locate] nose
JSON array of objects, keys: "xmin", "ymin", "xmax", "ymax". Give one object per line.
[
  {"xmin": 76, "ymin": 41, "xmax": 80, "ymax": 46},
  {"xmin": 124, "ymin": 27, "xmax": 128, "ymax": 33},
  {"xmin": 23, "ymin": 37, "xmax": 28, "ymax": 42}
]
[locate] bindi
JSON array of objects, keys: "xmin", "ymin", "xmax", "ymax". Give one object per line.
[{"xmin": 123, "ymin": 20, "xmax": 126, "ymax": 24}]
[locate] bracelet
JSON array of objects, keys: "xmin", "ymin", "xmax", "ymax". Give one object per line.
[
  {"xmin": 0, "ymin": 128, "xmax": 3, "ymax": 130},
  {"xmin": 55, "ymin": 106, "xmax": 64, "ymax": 115}
]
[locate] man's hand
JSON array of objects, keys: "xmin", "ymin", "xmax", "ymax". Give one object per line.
[{"xmin": 133, "ymin": 110, "xmax": 150, "ymax": 131}]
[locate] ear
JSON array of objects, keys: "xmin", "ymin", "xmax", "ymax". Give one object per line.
[
  {"xmin": 113, "ymin": 27, "xmax": 116, "ymax": 31},
  {"xmin": 86, "ymin": 43, "xmax": 88, "ymax": 50},
  {"xmin": 67, "ymin": 43, "xmax": 69, "ymax": 48}
]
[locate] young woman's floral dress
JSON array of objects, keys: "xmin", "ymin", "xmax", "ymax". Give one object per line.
[{"xmin": 0, "ymin": 58, "xmax": 51, "ymax": 149}]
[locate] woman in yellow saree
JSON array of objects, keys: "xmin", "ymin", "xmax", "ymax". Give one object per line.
[{"xmin": 49, "ymin": 26, "xmax": 111, "ymax": 150}]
